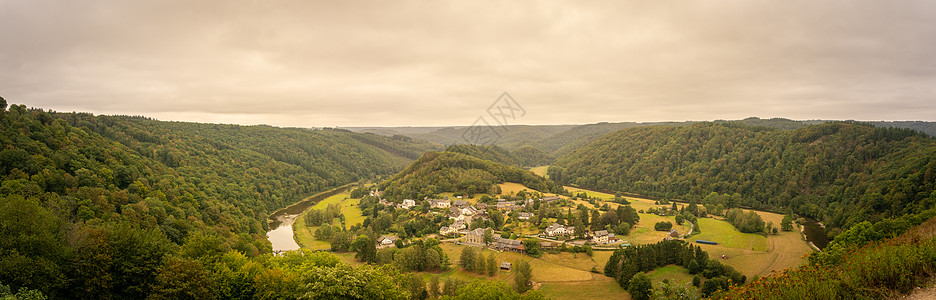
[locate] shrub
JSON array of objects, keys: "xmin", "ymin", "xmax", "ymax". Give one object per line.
[{"xmin": 654, "ymin": 221, "xmax": 673, "ymax": 231}]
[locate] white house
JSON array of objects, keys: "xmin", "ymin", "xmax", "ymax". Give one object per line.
[
  {"xmin": 544, "ymin": 223, "xmax": 571, "ymax": 236},
  {"xmin": 379, "ymin": 235, "xmax": 399, "ymax": 246},
  {"xmin": 429, "ymin": 199, "xmax": 451, "ymax": 209},
  {"xmin": 451, "ymin": 220, "xmax": 467, "ymax": 231},
  {"xmin": 400, "ymin": 199, "xmax": 416, "ymax": 209},
  {"xmin": 439, "ymin": 226, "xmax": 456, "ymax": 236}
]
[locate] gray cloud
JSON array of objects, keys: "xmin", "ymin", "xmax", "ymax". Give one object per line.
[{"xmin": 2, "ymin": 1, "xmax": 935, "ymax": 126}]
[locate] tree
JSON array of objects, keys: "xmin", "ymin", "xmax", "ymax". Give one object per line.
[
  {"xmin": 766, "ymin": 222, "xmax": 777, "ymax": 235},
  {"xmin": 654, "ymin": 221, "xmax": 673, "ymax": 231},
  {"xmin": 459, "ymin": 247, "xmax": 476, "ymax": 271},
  {"xmin": 781, "ymin": 214, "xmax": 795, "ymax": 231},
  {"xmin": 613, "ymin": 222, "xmax": 631, "ymax": 236},
  {"xmin": 352, "ymin": 234, "xmax": 377, "ymax": 263},
  {"xmin": 475, "ymin": 252, "xmax": 486, "ymax": 275},
  {"xmin": 443, "ymin": 278, "xmax": 456, "ymax": 297},
  {"xmin": 406, "ymin": 273, "xmax": 427, "ymax": 300},
  {"xmin": 574, "ymin": 216, "xmax": 586, "ymax": 239},
  {"xmin": 675, "ymin": 215, "xmax": 685, "ymax": 225},
  {"xmin": 149, "ymin": 257, "xmax": 215, "ymax": 300},
  {"xmin": 491, "ymin": 211, "xmax": 505, "ymax": 230},
  {"xmin": 523, "ymin": 239, "xmax": 542, "ymax": 257},
  {"xmin": 627, "ymin": 272, "xmax": 653, "ymax": 300},
  {"xmin": 483, "ymin": 228, "xmax": 494, "ymax": 245},
  {"xmin": 513, "ymin": 260, "xmax": 533, "ymax": 293},
  {"xmin": 692, "ymin": 275, "xmax": 702, "ymax": 287},
  {"xmin": 428, "ymin": 276, "xmax": 440, "ymax": 299},
  {"xmin": 701, "ymin": 276, "xmax": 730, "ymax": 297},
  {"xmin": 0, "ymin": 95, "xmax": 6, "ymax": 111},
  {"xmin": 687, "ymin": 259, "xmax": 701, "ymax": 275},
  {"xmin": 590, "ymin": 210, "xmax": 602, "ymax": 230},
  {"xmin": 486, "ymin": 253, "xmax": 497, "ymax": 277}
]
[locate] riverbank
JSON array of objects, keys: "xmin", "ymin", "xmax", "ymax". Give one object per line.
[{"xmin": 266, "ymin": 184, "xmax": 353, "ymax": 252}]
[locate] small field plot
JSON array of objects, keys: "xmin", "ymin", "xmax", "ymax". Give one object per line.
[
  {"xmin": 691, "ymin": 218, "xmax": 767, "ymax": 251},
  {"xmin": 530, "ymin": 166, "xmax": 549, "ymax": 177},
  {"xmin": 565, "ymin": 186, "xmax": 616, "ymax": 202},
  {"xmin": 538, "ymin": 276, "xmax": 629, "ymax": 300},
  {"xmin": 498, "ymin": 182, "xmax": 534, "ymax": 196},
  {"xmin": 627, "ymin": 214, "xmax": 691, "ymax": 245},
  {"xmin": 646, "ymin": 265, "xmax": 694, "ymax": 285},
  {"xmin": 293, "ymin": 213, "xmax": 332, "ymax": 251},
  {"xmin": 309, "ymin": 192, "xmax": 366, "ymax": 227}
]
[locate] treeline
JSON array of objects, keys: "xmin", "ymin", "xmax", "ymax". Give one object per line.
[
  {"xmin": 379, "ymin": 151, "xmax": 562, "ymax": 200},
  {"xmin": 604, "ymin": 240, "xmax": 744, "ymax": 297},
  {"xmin": 0, "ymin": 103, "xmax": 429, "ymax": 297},
  {"xmin": 376, "ymin": 239, "xmax": 449, "ymax": 272},
  {"xmin": 457, "ymin": 248, "xmax": 534, "ymax": 294},
  {"xmin": 556, "ymin": 122, "xmax": 936, "ymax": 232},
  {"xmin": 724, "ymin": 208, "xmax": 765, "ymax": 233}
]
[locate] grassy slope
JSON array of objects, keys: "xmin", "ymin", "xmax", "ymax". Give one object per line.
[
  {"xmin": 691, "ymin": 218, "xmax": 767, "ymax": 251},
  {"xmin": 498, "ymin": 182, "xmax": 534, "ymax": 196},
  {"xmin": 438, "ymin": 243, "xmax": 628, "ymax": 299},
  {"xmin": 529, "ymin": 166, "xmax": 549, "ymax": 178}
]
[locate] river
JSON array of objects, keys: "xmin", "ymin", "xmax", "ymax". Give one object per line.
[
  {"xmin": 266, "ymin": 184, "xmax": 351, "ymax": 252},
  {"xmin": 801, "ymin": 218, "xmax": 829, "ymax": 250}
]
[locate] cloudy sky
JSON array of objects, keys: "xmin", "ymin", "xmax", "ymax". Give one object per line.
[{"xmin": 2, "ymin": 1, "xmax": 935, "ymax": 127}]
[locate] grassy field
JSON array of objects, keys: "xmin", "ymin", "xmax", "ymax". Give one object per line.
[
  {"xmin": 498, "ymin": 182, "xmax": 534, "ymax": 196},
  {"xmin": 646, "ymin": 265, "xmax": 695, "ymax": 285},
  {"xmin": 293, "ymin": 212, "xmax": 333, "ymax": 251},
  {"xmin": 438, "ymin": 243, "xmax": 628, "ymax": 299},
  {"xmin": 309, "ymin": 193, "xmax": 366, "ymax": 226},
  {"xmin": 564, "ymin": 186, "xmax": 814, "ymax": 279},
  {"xmin": 292, "ymin": 192, "xmax": 367, "ymax": 250},
  {"xmin": 691, "ymin": 218, "xmax": 767, "ymax": 251},
  {"xmin": 530, "ymin": 166, "xmax": 549, "ymax": 178},
  {"xmin": 538, "ymin": 277, "xmax": 630, "ymax": 300},
  {"xmin": 627, "ymin": 214, "xmax": 692, "ymax": 245}
]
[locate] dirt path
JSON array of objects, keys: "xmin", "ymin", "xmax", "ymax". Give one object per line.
[{"xmin": 898, "ymin": 279, "xmax": 936, "ymax": 300}]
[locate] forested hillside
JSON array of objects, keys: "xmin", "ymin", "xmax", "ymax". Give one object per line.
[
  {"xmin": 444, "ymin": 144, "xmax": 552, "ymax": 168},
  {"xmin": 379, "ymin": 151, "xmax": 562, "ymax": 201},
  {"xmin": 0, "ymin": 103, "xmax": 432, "ymax": 298},
  {"xmin": 445, "ymin": 145, "xmax": 521, "ymax": 166},
  {"xmin": 555, "ymin": 122, "xmax": 936, "ymax": 231},
  {"xmin": 347, "ymin": 119, "xmax": 936, "ymax": 160}
]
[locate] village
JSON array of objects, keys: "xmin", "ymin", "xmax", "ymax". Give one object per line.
[
  {"xmin": 370, "ymin": 189, "xmax": 686, "ymax": 256},
  {"xmin": 287, "ymin": 181, "xmax": 812, "ymax": 299}
]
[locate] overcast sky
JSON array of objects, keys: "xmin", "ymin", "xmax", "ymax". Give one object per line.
[{"xmin": 2, "ymin": 1, "xmax": 935, "ymax": 127}]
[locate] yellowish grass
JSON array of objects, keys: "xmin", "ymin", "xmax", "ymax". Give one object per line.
[
  {"xmin": 691, "ymin": 218, "xmax": 767, "ymax": 251},
  {"xmin": 538, "ymin": 276, "xmax": 630, "ymax": 300},
  {"xmin": 498, "ymin": 182, "xmax": 533, "ymax": 196},
  {"xmin": 293, "ymin": 212, "xmax": 332, "ymax": 251},
  {"xmin": 646, "ymin": 265, "xmax": 695, "ymax": 285},
  {"xmin": 530, "ymin": 166, "xmax": 549, "ymax": 178}
]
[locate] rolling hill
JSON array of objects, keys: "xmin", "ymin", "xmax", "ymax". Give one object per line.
[{"xmin": 554, "ymin": 121, "xmax": 936, "ymax": 232}]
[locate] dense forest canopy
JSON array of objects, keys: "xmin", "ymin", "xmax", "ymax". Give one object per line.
[
  {"xmin": 555, "ymin": 122, "xmax": 936, "ymax": 231},
  {"xmin": 0, "ymin": 104, "xmax": 433, "ymax": 297},
  {"xmin": 442, "ymin": 144, "xmax": 552, "ymax": 168},
  {"xmin": 379, "ymin": 151, "xmax": 562, "ymax": 201},
  {"xmin": 346, "ymin": 118, "xmax": 936, "ymax": 158},
  {"xmin": 445, "ymin": 145, "xmax": 521, "ymax": 167}
]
